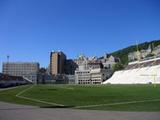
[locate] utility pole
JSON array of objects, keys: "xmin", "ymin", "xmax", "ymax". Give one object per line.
[{"xmin": 6, "ymin": 55, "xmax": 10, "ymax": 75}]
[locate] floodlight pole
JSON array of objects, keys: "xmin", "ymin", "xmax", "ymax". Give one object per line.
[
  {"xmin": 154, "ymin": 75, "xmax": 156, "ymax": 88},
  {"xmin": 140, "ymin": 74, "xmax": 157, "ymax": 88},
  {"xmin": 136, "ymin": 41, "xmax": 141, "ymax": 67},
  {"xmin": 140, "ymin": 43, "xmax": 158, "ymax": 87},
  {"xmin": 152, "ymin": 46, "xmax": 157, "ymax": 88}
]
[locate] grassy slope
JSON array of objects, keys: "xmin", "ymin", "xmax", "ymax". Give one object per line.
[
  {"xmin": 0, "ymin": 85, "xmax": 47, "ymax": 106},
  {"xmin": 0, "ymin": 84, "xmax": 160, "ymax": 111}
]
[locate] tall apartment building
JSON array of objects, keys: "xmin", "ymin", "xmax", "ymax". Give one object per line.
[
  {"xmin": 2, "ymin": 62, "xmax": 39, "ymax": 83},
  {"xmin": 50, "ymin": 51, "xmax": 66, "ymax": 75}
]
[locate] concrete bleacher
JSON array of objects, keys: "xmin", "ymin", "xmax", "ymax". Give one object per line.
[
  {"xmin": 0, "ymin": 74, "xmax": 30, "ymax": 88},
  {"xmin": 103, "ymin": 57, "xmax": 160, "ymax": 84}
]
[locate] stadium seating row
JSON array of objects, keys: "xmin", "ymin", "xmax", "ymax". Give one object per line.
[{"xmin": 103, "ymin": 58, "xmax": 160, "ymax": 84}]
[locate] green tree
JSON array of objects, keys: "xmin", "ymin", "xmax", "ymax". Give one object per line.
[
  {"xmin": 111, "ymin": 40, "xmax": 160, "ymax": 65},
  {"xmin": 113, "ymin": 62, "xmax": 124, "ymax": 72}
]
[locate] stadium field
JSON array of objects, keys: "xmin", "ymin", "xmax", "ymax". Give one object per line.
[{"xmin": 0, "ymin": 84, "xmax": 160, "ymax": 111}]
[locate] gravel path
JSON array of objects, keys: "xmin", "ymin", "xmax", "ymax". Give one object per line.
[{"xmin": 0, "ymin": 102, "xmax": 160, "ymax": 120}]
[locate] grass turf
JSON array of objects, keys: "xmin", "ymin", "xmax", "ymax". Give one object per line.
[{"xmin": 0, "ymin": 84, "xmax": 160, "ymax": 111}]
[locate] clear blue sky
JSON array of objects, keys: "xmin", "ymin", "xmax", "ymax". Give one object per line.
[{"xmin": 0, "ymin": 0, "xmax": 160, "ymax": 70}]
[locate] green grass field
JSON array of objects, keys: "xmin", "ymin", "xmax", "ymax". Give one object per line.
[{"xmin": 0, "ymin": 84, "xmax": 160, "ymax": 111}]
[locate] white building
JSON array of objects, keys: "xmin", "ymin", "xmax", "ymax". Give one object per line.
[
  {"xmin": 75, "ymin": 69, "xmax": 90, "ymax": 84},
  {"xmin": 128, "ymin": 51, "xmax": 140, "ymax": 61},
  {"xmin": 74, "ymin": 53, "xmax": 118, "ymax": 84},
  {"xmin": 100, "ymin": 54, "xmax": 118, "ymax": 69},
  {"xmin": 153, "ymin": 45, "xmax": 160, "ymax": 55},
  {"xmin": 128, "ymin": 44, "xmax": 155, "ymax": 62},
  {"xmin": 90, "ymin": 68, "xmax": 108, "ymax": 84},
  {"xmin": 75, "ymin": 61, "xmax": 108, "ymax": 84},
  {"xmin": 74, "ymin": 54, "xmax": 88, "ymax": 66},
  {"xmin": 66, "ymin": 75, "xmax": 76, "ymax": 84}
]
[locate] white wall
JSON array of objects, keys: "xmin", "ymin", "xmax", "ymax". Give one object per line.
[{"xmin": 103, "ymin": 64, "xmax": 160, "ymax": 84}]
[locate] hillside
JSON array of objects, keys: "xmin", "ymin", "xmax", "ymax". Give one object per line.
[{"xmin": 110, "ymin": 40, "xmax": 160, "ymax": 65}]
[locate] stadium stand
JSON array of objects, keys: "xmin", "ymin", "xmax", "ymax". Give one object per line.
[
  {"xmin": 0, "ymin": 73, "xmax": 30, "ymax": 88},
  {"xmin": 103, "ymin": 57, "xmax": 160, "ymax": 84}
]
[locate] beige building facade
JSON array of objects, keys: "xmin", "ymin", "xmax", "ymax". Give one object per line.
[
  {"xmin": 2, "ymin": 62, "xmax": 39, "ymax": 83},
  {"xmin": 50, "ymin": 51, "xmax": 66, "ymax": 75}
]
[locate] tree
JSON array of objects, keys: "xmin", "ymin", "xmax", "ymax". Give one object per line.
[
  {"xmin": 39, "ymin": 68, "xmax": 46, "ymax": 73},
  {"xmin": 111, "ymin": 40, "xmax": 160, "ymax": 65},
  {"xmin": 113, "ymin": 62, "xmax": 124, "ymax": 72}
]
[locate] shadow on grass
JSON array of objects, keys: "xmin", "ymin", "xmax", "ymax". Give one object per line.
[
  {"xmin": 39, "ymin": 88, "xmax": 58, "ymax": 91},
  {"xmin": 40, "ymin": 105, "xmax": 75, "ymax": 108}
]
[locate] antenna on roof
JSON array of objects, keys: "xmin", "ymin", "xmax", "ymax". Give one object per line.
[{"xmin": 7, "ymin": 55, "xmax": 10, "ymax": 63}]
